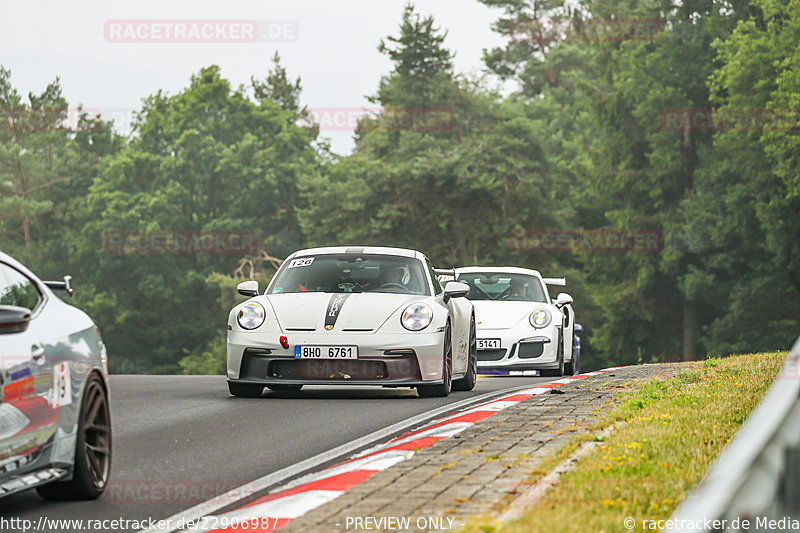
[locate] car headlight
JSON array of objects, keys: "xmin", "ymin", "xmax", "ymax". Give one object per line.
[
  {"xmin": 237, "ymin": 302, "xmax": 266, "ymax": 330},
  {"xmin": 530, "ymin": 308, "xmax": 552, "ymax": 329},
  {"xmin": 401, "ymin": 303, "xmax": 433, "ymax": 331}
]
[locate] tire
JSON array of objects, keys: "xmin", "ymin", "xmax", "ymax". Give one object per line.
[
  {"xmin": 38, "ymin": 376, "xmax": 111, "ymax": 501},
  {"xmin": 565, "ymin": 332, "xmax": 580, "ymax": 375},
  {"xmin": 417, "ymin": 322, "xmax": 452, "ymax": 398},
  {"xmin": 543, "ymin": 332, "xmax": 565, "ymax": 377},
  {"xmin": 556, "ymin": 332, "xmax": 565, "ymax": 376},
  {"xmin": 228, "ymin": 382, "xmax": 264, "ymax": 398},
  {"xmin": 566, "ymin": 349, "xmax": 580, "ymax": 375},
  {"xmin": 453, "ymin": 316, "xmax": 477, "ymax": 392},
  {"xmin": 266, "ymin": 384, "xmax": 303, "ymax": 392}
]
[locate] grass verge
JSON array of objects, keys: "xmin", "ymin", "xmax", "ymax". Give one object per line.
[{"xmin": 466, "ymin": 352, "xmax": 787, "ymax": 533}]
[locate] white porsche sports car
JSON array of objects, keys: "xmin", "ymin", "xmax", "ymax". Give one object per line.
[
  {"xmin": 453, "ymin": 267, "xmax": 578, "ymax": 376},
  {"xmin": 226, "ymin": 247, "xmax": 477, "ymax": 398}
]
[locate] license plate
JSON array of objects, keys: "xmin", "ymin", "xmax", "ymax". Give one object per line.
[
  {"xmin": 478, "ymin": 339, "xmax": 501, "ymax": 350},
  {"xmin": 294, "ymin": 346, "xmax": 358, "ymax": 359}
]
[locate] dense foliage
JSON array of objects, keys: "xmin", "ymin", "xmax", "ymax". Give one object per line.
[{"xmin": 1, "ymin": 1, "xmax": 797, "ymax": 373}]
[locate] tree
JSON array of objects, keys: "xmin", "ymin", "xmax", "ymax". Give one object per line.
[
  {"xmin": 480, "ymin": 0, "xmax": 759, "ymax": 363},
  {"xmin": 676, "ymin": 0, "xmax": 800, "ymax": 355},
  {"xmin": 373, "ymin": 4, "xmax": 455, "ymax": 107},
  {"xmin": 0, "ymin": 67, "xmax": 69, "ymax": 246},
  {"xmin": 0, "ymin": 66, "xmax": 123, "ymax": 283},
  {"xmin": 252, "ymin": 52, "xmax": 303, "ymax": 113},
  {"xmin": 478, "ymin": 0, "xmax": 583, "ymax": 96},
  {"xmin": 78, "ymin": 65, "xmax": 320, "ymax": 372},
  {"xmin": 300, "ymin": 5, "xmax": 554, "ymax": 268}
]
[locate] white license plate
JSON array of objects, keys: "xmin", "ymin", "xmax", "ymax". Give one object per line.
[
  {"xmin": 478, "ymin": 339, "xmax": 501, "ymax": 350},
  {"xmin": 294, "ymin": 345, "xmax": 358, "ymax": 359}
]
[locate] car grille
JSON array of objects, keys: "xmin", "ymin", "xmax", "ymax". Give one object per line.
[
  {"xmin": 269, "ymin": 360, "xmax": 389, "ymax": 380},
  {"xmin": 478, "ymin": 349, "xmax": 506, "ymax": 362}
]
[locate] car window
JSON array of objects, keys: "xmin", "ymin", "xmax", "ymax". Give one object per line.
[
  {"xmin": 457, "ymin": 272, "xmax": 547, "ymax": 303},
  {"xmin": 269, "ymin": 254, "xmax": 431, "ymax": 296},
  {"xmin": 0, "ymin": 263, "xmax": 43, "ymax": 311}
]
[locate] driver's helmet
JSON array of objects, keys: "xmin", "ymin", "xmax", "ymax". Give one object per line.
[
  {"xmin": 382, "ymin": 265, "xmax": 407, "ymax": 285},
  {"xmin": 508, "ymin": 277, "xmax": 527, "ymax": 296}
]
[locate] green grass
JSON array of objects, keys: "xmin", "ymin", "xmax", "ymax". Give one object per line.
[{"xmin": 464, "ymin": 352, "xmax": 787, "ymax": 533}]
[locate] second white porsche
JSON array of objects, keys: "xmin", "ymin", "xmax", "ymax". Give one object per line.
[
  {"xmin": 227, "ymin": 247, "xmax": 477, "ymax": 398},
  {"xmin": 454, "ymin": 267, "xmax": 578, "ymax": 376}
]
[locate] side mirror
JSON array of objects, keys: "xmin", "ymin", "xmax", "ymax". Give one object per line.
[
  {"xmin": 0, "ymin": 305, "xmax": 31, "ymax": 334},
  {"xmin": 554, "ymin": 293, "xmax": 573, "ymax": 308},
  {"xmin": 443, "ymin": 281, "xmax": 470, "ymax": 303},
  {"xmin": 44, "ymin": 275, "xmax": 73, "ymax": 297},
  {"xmin": 237, "ymin": 280, "xmax": 260, "ymax": 298}
]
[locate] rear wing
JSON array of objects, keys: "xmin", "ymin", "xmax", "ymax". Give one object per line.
[
  {"xmin": 542, "ymin": 277, "xmax": 566, "ymax": 287},
  {"xmin": 44, "ymin": 275, "xmax": 74, "ymax": 297},
  {"xmin": 434, "ymin": 268, "xmax": 456, "ymax": 284}
]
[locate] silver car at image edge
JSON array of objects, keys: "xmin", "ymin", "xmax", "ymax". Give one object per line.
[
  {"xmin": 0, "ymin": 251, "xmax": 111, "ymax": 500},
  {"xmin": 226, "ymin": 246, "xmax": 477, "ymax": 398}
]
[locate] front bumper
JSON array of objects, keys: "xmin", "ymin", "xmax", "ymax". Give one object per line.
[
  {"xmin": 227, "ymin": 330, "xmax": 447, "ymax": 386},
  {"xmin": 475, "ymin": 326, "xmax": 560, "ymax": 371}
]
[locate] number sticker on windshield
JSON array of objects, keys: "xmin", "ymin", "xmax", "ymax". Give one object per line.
[{"xmin": 288, "ymin": 257, "xmax": 314, "ymax": 268}]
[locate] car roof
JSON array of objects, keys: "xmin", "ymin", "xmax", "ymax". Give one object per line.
[
  {"xmin": 455, "ymin": 266, "xmax": 543, "ymax": 278},
  {"xmin": 288, "ymin": 246, "xmax": 423, "ymax": 260},
  {"xmin": 0, "ymin": 251, "xmax": 38, "ymax": 279}
]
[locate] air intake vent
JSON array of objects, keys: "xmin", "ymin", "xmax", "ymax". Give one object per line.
[
  {"xmin": 478, "ymin": 349, "xmax": 506, "ymax": 361},
  {"xmin": 518, "ymin": 342, "xmax": 544, "ymax": 359}
]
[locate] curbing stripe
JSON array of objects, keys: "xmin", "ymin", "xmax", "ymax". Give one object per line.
[
  {"xmin": 190, "ymin": 368, "xmax": 622, "ymax": 533},
  {"xmin": 142, "ymin": 384, "xmax": 539, "ymax": 533}
]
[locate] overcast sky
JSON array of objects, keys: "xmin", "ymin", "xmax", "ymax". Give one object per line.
[{"xmin": 1, "ymin": 0, "xmax": 507, "ymax": 154}]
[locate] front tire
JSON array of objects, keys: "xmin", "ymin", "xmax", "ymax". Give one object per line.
[
  {"xmin": 556, "ymin": 332, "xmax": 565, "ymax": 376},
  {"xmin": 38, "ymin": 376, "xmax": 111, "ymax": 501},
  {"xmin": 544, "ymin": 331, "xmax": 565, "ymax": 377},
  {"xmin": 228, "ymin": 382, "xmax": 264, "ymax": 398},
  {"xmin": 417, "ymin": 322, "xmax": 452, "ymax": 398},
  {"xmin": 453, "ymin": 316, "xmax": 477, "ymax": 392},
  {"xmin": 565, "ymin": 334, "xmax": 580, "ymax": 375}
]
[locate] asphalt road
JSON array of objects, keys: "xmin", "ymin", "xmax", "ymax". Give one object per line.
[{"xmin": 1, "ymin": 374, "xmax": 552, "ymax": 531}]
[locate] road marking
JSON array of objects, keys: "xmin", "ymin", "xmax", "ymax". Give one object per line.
[
  {"xmin": 157, "ymin": 369, "xmax": 623, "ymax": 532},
  {"xmin": 140, "ymin": 382, "xmax": 559, "ymax": 533},
  {"xmin": 178, "ymin": 369, "xmax": 620, "ymax": 532}
]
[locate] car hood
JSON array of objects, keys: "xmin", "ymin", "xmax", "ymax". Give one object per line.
[
  {"xmin": 472, "ymin": 300, "xmax": 547, "ymax": 329},
  {"xmin": 265, "ymin": 292, "xmax": 426, "ymax": 332}
]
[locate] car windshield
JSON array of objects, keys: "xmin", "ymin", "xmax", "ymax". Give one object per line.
[
  {"xmin": 269, "ymin": 254, "xmax": 430, "ymax": 295},
  {"xmin": 457, "ymin": 272, "xmax": 547, "ymax": 303}
]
